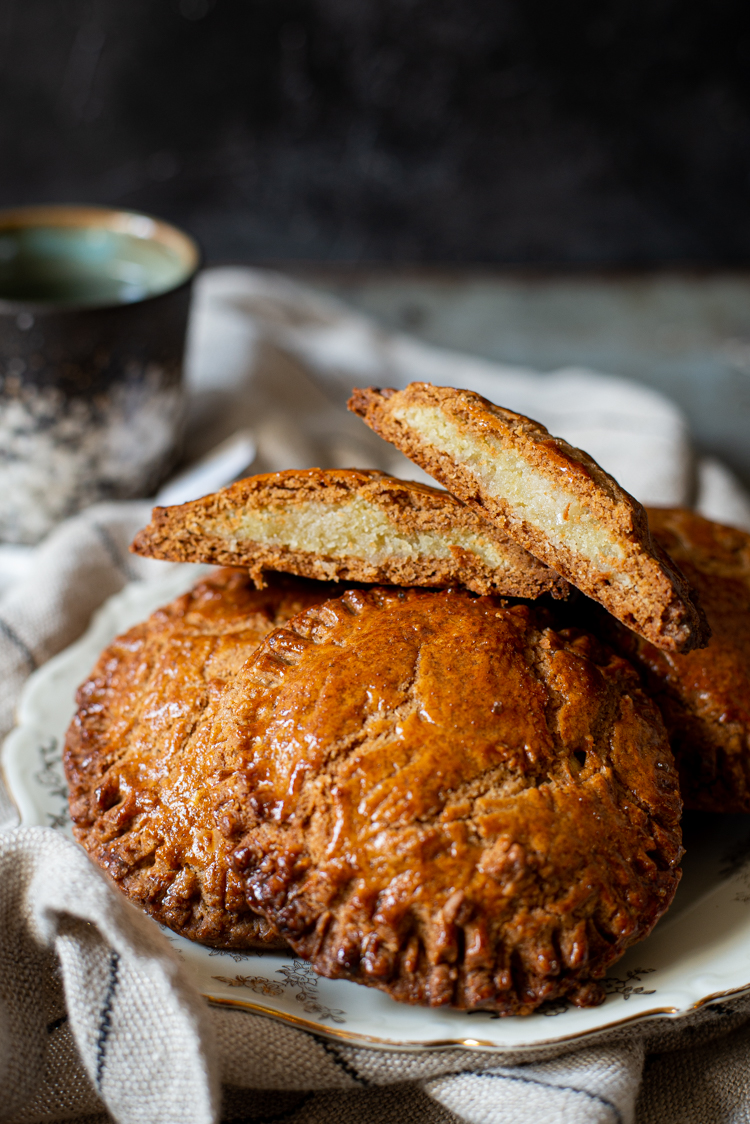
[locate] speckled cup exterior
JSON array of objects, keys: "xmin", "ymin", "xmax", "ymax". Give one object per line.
[{"xmin": 0, "ymin": 206, "xmax": 200, "ymax": 544}]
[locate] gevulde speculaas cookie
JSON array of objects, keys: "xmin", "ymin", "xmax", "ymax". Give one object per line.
[
  {"xmin": 224, "ymin": 586, "xmax": 682, "ymax": 1014},
  {"xmin": 602, "ymin": 508, "xmax": 750, "ymax": 814}
]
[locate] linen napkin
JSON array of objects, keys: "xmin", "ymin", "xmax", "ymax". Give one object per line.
[{"xmin": 2, "ymin": 267, "xmax": 750, "ymax": 1124}]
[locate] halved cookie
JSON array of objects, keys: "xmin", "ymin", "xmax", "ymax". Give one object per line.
[
  {"xmin": 63, "ymin": 569, "xmax": 335, "ymax": 948},
  {"xmin": 223, "ymin": 587, "xmax": 682, "ymax": 1014},
  {"xmin": 349, "ymin": 383, "xmax": 708, "ymax": 653},
  {"xmin": 131, "ymin": 467, "xmax": 569, "ymax": 600},
  {"xmin": 599, "ymin": 509, "xmax": 750, "ymax": 813}
]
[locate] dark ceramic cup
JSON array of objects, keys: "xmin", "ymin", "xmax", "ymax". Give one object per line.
[{"xmin": 0, "ymin": 205, "xmax": 200, "ymax": 543}]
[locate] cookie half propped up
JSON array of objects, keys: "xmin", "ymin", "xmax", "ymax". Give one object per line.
[
  {"xmin": 349, "ymin": 383, "xmax": 709, "ymax": 653},
  {"xmin": 131, "ymin": 467, "xmax": 569, "ymax": 600}
]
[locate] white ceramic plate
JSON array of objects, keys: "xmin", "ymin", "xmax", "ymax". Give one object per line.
[{"xmin": 4, "ymin": 567, "xmax": 750, "ymax": 1052}]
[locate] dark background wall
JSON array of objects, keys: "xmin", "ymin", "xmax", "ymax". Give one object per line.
[{"xmin": 3, "ymin": 0, "xmax": 750, "ymax": 264}]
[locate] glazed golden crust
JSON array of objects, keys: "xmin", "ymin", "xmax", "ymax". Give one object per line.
[
  {"xmin": 131, "ymin": 468, "xmax": 569, "ymax": 600},
  {"xmin": 348, "ymin": 383, "xmax": 708, "ymax": 654},
  {"xmin": 219, "ymin": 587, "xmax": 682, "ymax": 1013},
  {"xmin": 63, "ymin": 569, "xmax": 336, "ymax": 947},
  {"xmin": 601, "ymin": 509, "xmax": 750, "ymax": 813}
]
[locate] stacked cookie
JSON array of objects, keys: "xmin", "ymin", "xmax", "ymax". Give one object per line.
[{"xmin": 65, "ymin": 382, "xmax": 749, "ymax": 1017}]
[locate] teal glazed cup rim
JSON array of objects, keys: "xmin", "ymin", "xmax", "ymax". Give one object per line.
[{"xmin": 0, "ymin": 204, "xmax": 201, "ymax": 313}]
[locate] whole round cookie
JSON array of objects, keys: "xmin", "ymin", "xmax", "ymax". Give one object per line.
[
  {"xmin": 602, "ymin": 508, "xmax": 750, "ymax": 813},
  {"xmin": 64, "ymin": 568, "xmax": 335, "ymax": 948},
  {"xmin": 223, "ymin": 587, "xmax": 682, "ymax": 1014}
]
